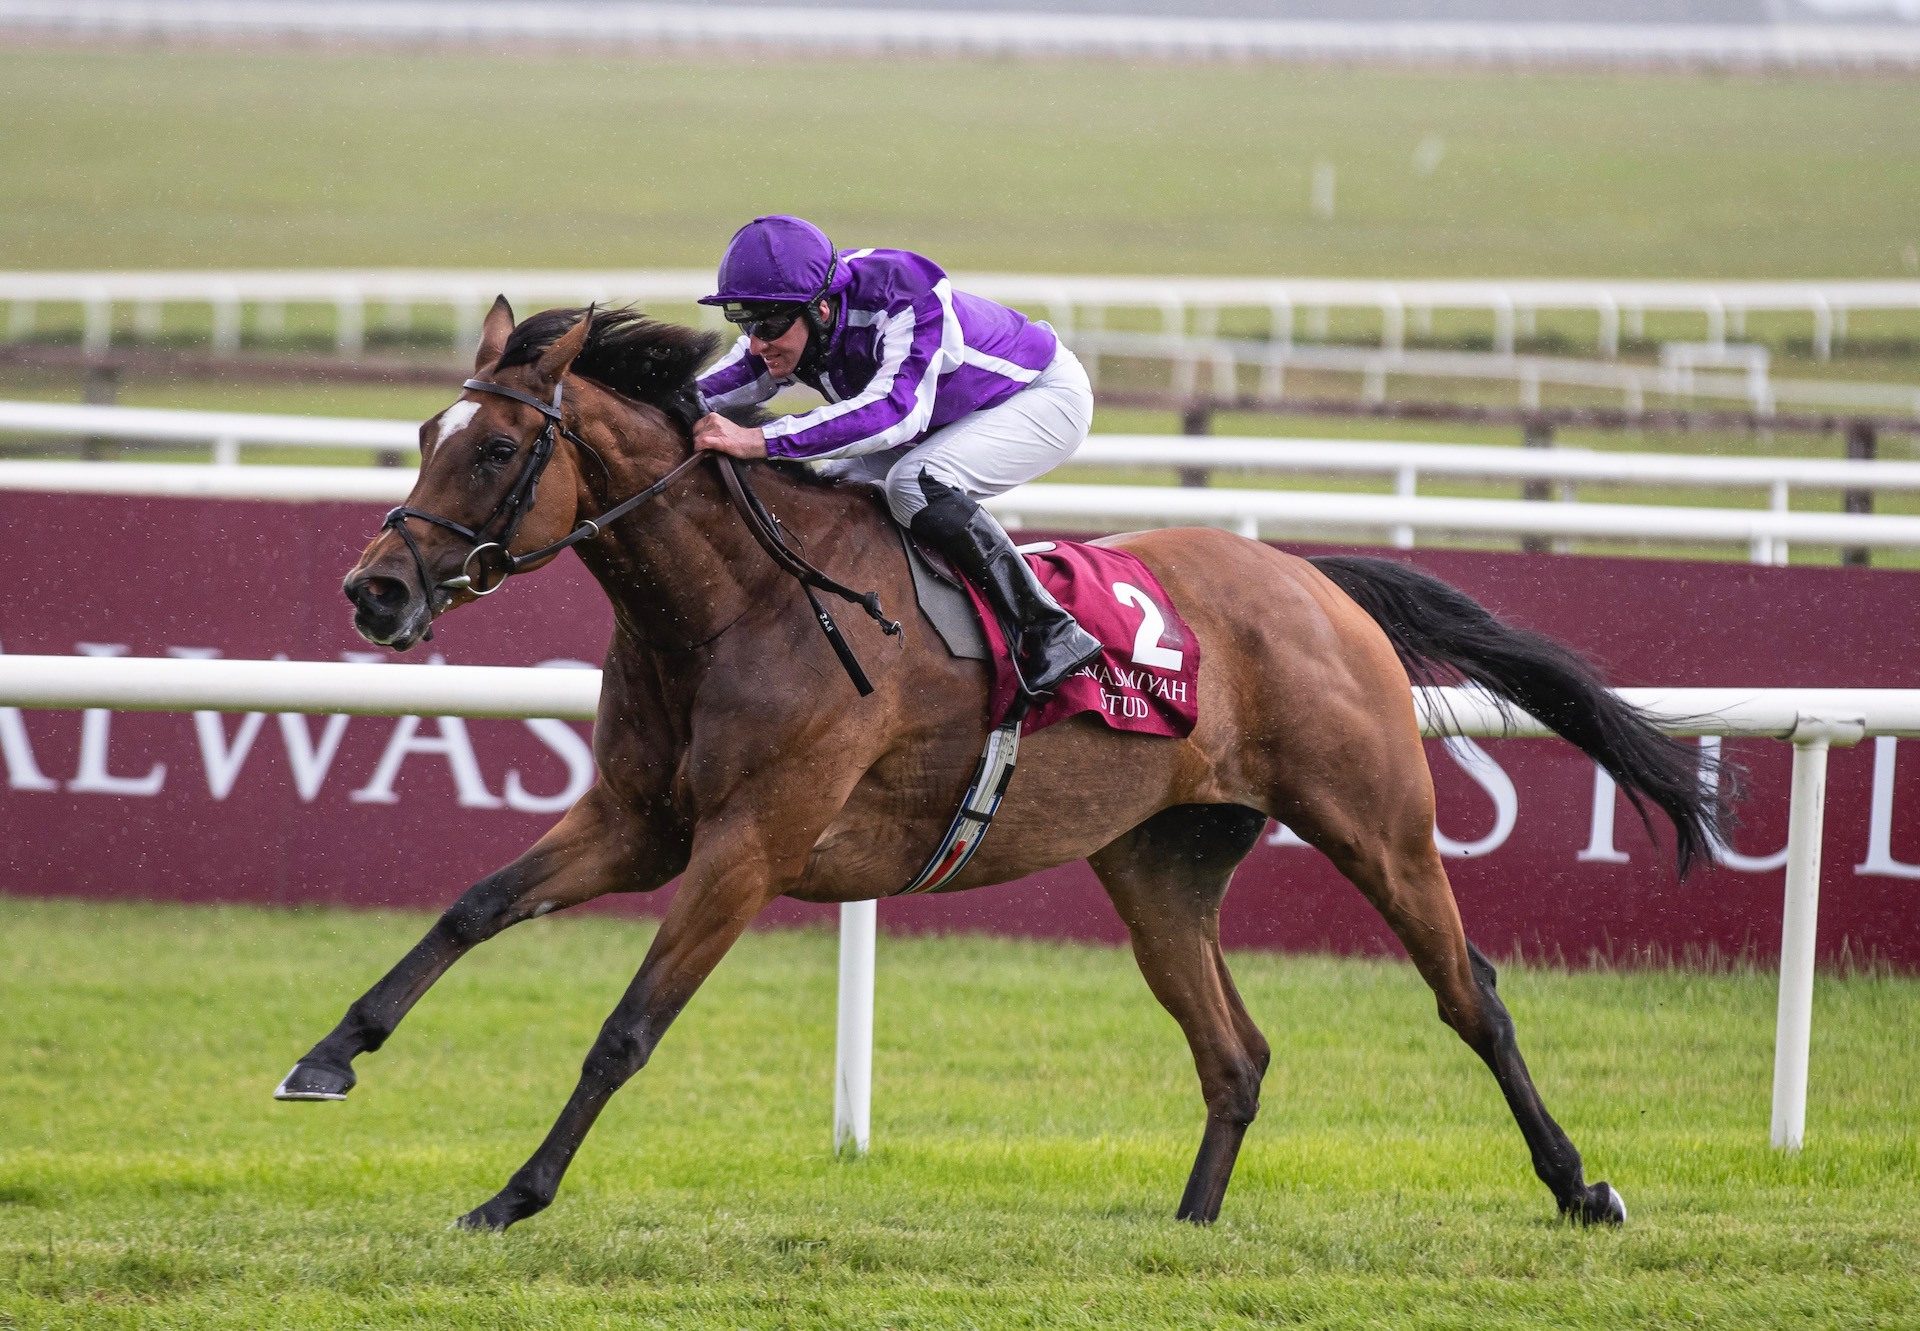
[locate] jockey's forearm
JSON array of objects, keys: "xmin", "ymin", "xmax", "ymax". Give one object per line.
[
  {"xmin": 761, "ymin": 382, "xmax": 934, "ymax": 460},
  {"xmin": 696, "ymin": 337, "xmax": 777, "ymax": 412}
]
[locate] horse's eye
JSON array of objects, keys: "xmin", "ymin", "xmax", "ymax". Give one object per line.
[{"xmin": 484, "ymin": 439, "xmax": 519, "ymax": 465}]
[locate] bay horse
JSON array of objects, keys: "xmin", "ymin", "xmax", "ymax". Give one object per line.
[{"xmin": 280, "ymin": 298, "xmax": 1721, "ymax": 1233}]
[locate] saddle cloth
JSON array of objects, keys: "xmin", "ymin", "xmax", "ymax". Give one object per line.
[{"xmin": 959, "ymin": 539, "xmax": 1201, "ymax": 739}]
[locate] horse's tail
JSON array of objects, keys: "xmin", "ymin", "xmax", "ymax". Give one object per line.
[{"xmin": 1309, "ymin": 554, "xmax": 1726, "ymax": 877}]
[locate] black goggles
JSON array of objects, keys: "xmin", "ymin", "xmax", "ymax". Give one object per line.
[{"xmin": 722, "ymin": 301, "xmax": 806, "ymax": 342}]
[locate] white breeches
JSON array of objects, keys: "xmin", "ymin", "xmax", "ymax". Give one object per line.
[{"xmin": 817, "ymin": 344, "xmax": 1094, "ymax": 525}]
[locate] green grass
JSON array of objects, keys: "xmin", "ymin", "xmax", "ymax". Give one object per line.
[
  {"xmin": 5, "ymin": 46, "xmax": 1917, "ymax": 370},
  {"xmin": 2, "ymin": 49, "xmax": 1918, "ymax": 278},
  {"xmin": 1, "ymin": 898, "xmax": 1915, "ymax": 1329},
  {"xmin": 4, "ymin": 46, "xmax": 1916, "ymax": 399}
]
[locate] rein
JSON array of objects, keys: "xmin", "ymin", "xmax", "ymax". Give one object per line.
[
  {"xmin": 385, "ymin": 373, "xmax": 898, "ymax": 693},
  {"xmin": 716, "ymin": 456, "xmax": 901, "ymax": 693}
]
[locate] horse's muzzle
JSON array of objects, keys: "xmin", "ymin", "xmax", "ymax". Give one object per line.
[{"xmin": 344, "ymin": 571, "xmax": 429, "ymax": 650}]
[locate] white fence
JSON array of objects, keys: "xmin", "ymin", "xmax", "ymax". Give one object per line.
[
  {"xmin": 2, "ymin": 651, "xmax": 1912, "ymax": 1154},
  {"xmin": 0, "ymin": 400, "xmax": 410, "ymax": 465},
  {"xmin": 9, "ymin": 398, "xmax": 1920, "ymax": 562},
  {"xmin": 10, "ymin": 399, "xmax": 1920, "ymax": 496},
  {"xmin": 5, "ymin": 2, "xmax": 1920, "ymax": 69},
  {"xmin": 6, "ymin": 269, "xmax": 1918, "ymax": 362},
  {"xmin": 10, "ymin": 457, "xmax": 1920, "ymax": 564},
  {"xmin": 1078, "ymin": 330, "xmax": 1920, "ymax": 416}
]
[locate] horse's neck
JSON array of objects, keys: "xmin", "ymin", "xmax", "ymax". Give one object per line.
[{"xmin": 574, "ymin": 441, "xmax": 892, "ymax": 656}]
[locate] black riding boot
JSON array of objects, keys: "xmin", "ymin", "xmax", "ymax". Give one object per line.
[{"xmin": 909, "ymin": 471, "xmax": 1103, "ymax": 697}]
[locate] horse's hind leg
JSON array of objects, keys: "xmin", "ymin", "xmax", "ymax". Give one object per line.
[
  {"xmin": 1088, "ymin": 802, "xmax": 1271, "ymax": 1225},
  {"xmin": 275, "ymin": 788, "xmax": 684, "ymax": 1102},
  {"xmin": 1278, "ymin": 768, "xmax": 1626, "ymax": 1226}
]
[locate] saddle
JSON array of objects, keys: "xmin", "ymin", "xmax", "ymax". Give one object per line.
[
  {"xmin": 888, "ymin": 527, "xmax": 1201, "ymax": 895},
  {"xmin": 736, "ymin": 466, "xmax": 1198, "ymax": 894},
  {"xmin": 899, "ymin": 530, "xmax": 1200, "ymax": 741},
  {"xmin": 898, "ymin": 529, "xmax": 990, "ymax": 662}
]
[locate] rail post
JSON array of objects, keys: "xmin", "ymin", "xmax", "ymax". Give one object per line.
[
  {"xmin": 211, "ymin": 288, "xmax": 242, "ymax": 356},
  {"xmin": 334, "ymin": 288, "xmax": 366, "ymax": 358},
  {"xmin": 1843, "ymin": 420, "xmax": 1876, "ymax": 567},
  {"xmin": 80, "ymin": 362, "xmax": 121, "ymax": 461},
  {"xmin": 1520, "ymin": 417, "xmax": 1554, "ymax": 553},
  {"xmin": 1392, "ymin": 466, "xmax": 1416, "ymax": 549},
  {"xmin": 833, "ymin": 899, "xmax": 876, "ymax": 1157},
  {"xmin": 81, "ymin": 287, "xmax": 112, "ymax": 356},
  {"xmin": 1178, "ymin": 402, "xmax": 1213, "ymax": 487},
  {"xmin": 1770, "ymin": 713, "xmax": 1866, "ymax": 1152}
]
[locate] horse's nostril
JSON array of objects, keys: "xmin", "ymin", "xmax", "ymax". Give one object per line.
[{"xmin": 347, "ymin": 575, "xmax": 409, "ymax": 612}]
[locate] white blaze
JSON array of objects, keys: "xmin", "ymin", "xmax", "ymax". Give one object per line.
[{"xmin": 431, "ymin": 400, "xmax": 482, "ymax": 451}]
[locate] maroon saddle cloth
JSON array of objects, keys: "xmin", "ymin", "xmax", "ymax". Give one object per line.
[{"xmin": 960, "ymin": 539, "xmax": 1201, "ymax": 739}]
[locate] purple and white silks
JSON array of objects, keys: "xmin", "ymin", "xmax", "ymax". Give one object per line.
[{"xmin": 695, "ymin": 248, "xmax": 1060, "ymax": 462}]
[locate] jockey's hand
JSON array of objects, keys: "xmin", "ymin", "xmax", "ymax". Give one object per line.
[{"xmin": 693, "ymin": 413, "xmax": 769, "ymax": 459}]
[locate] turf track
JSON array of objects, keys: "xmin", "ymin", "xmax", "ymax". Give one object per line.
[
  {"xmin": 1, "ymin": 898, "xmax": 1915, "ymax": 1329},
  {"xmin": 3, "ymin": 50, "xmax": 1917, "ymax": 278},
  {"xmin": 3, "ymin": 44, "xmax": 1917, "ymax": 1329}
]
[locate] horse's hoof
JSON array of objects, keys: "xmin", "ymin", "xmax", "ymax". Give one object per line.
[
  {"xmin": 273, "ymin": 1060, "xmax": 355, "ymax": 1101},
  {"xmin": 1566, "ymin": 1180, "xmax": 1628, "ymax": 1227},
  {"xmin": 454, "ymin": 1193, "xmax": 529, "ymax": 1233}
]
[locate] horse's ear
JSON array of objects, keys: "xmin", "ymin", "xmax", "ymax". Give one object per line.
[
  {"xmin": 534, "ymin": 307, "xmax": 593, "ymax": 384},
  {"xmin": 475, "ymin": 295, "xmax": 514, "ymax": 370}
]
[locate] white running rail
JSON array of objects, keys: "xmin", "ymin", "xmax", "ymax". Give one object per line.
[
  {"xmin": 9, "ymin": 450, "xmax": 1920, "ymax": 565},
  {"xmin": 4, "ymin": 2, "xmax": 1920, "ymax": 69},
  {"xmin": 10, "ymin": 399, "xmax": 1920, "ymax": 494},
  {"xmin": 1, "ymin": 651, "xmax": 1910, "ymax": 1154},
  {"xmin": 0, "ymin": 400, "xmax": 412, "ymax": 465},
  {"xmin": 5, "ymin": 269, "xmax": 1919, "ymax": 361},
  {"xmin": 1075, "ymin": 330, "xmax": 1920, "ymax": 415}
]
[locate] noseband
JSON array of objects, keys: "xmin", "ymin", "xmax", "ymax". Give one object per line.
[{"xmin": 382, "ymin": 376, "xmax": 706, "ymax": 617}]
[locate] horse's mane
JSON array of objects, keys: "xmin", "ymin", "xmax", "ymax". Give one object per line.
[
  {"xmin": 496, "ymin": 306, "xmax": 840, "ymax": 491},
  {"xmin": 497, "ymin": 306, "xmax": 718, "ymax": 424}
]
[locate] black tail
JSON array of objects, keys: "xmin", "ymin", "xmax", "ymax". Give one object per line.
[{"xmin": 1310, "ymin": 554, "xmax": 1727, "ymax": 877}]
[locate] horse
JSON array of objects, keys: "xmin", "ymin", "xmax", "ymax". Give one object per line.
[{"xmin": 279, "ymin": 297, "xmax": 1723, "ymax": 1233}]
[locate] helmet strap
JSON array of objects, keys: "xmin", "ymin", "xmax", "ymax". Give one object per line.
[{"xmin": 797, "ymin": 295, "xmax": 838, "ymax": 379}]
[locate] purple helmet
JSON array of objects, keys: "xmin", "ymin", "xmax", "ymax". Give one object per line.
[{"xmin": 699, "ymin": 215, "xmax": 848, "ymax": 308}]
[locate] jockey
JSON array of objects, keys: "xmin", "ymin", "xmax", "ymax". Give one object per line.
[{"xmin": 691, "ymin": 214, "xmax": 1103, "ymax": 698}]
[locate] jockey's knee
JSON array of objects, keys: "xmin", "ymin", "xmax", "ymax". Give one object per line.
[{"xmin": 885, "ymin": 459, "xmax": 966, "ymax": 527}]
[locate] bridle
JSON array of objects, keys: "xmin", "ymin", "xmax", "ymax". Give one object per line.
[
  {"xmin": 382, "ymin": 375, "xmax": 705, "ymax": 613},
  {"xmin": 381, "ymin": 369, "xmax": 899, "ymax": 693}
]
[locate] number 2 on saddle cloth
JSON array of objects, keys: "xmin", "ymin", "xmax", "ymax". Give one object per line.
[
  {"xmin": 897, "ymin": 539, "xmax": 1202, "ymax": 896},
  {"xmin": 972, "ymin": 540, "xmax": 1201, "ymax": 740}
]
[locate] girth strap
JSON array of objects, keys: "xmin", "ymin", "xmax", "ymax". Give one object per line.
[{"xmin": 894, "ymin": 699, "xmax": 1028, "ymax": 895}]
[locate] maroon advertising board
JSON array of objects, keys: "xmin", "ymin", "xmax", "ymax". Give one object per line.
[{"xmin": 4, "ymin": 490, "xmax": 1919, "ymax": 966}]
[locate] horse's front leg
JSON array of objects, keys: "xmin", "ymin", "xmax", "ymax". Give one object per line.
[
  {"xmin": 454, "ymin": 822, "xmax": 781, "ymax": 1231},
  {"xmin": 275, "ymin": 787, "xmax": 685, "ymax": 1101}
]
